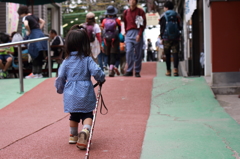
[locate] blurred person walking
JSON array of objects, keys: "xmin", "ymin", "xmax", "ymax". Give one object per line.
[
  {"xmin": 84, "ymin": 12, "xmax": 102, "ymax": 63},
  {"xmin": 123, "ymin": 0, "xmax": 146, "ymax": 77},
  {"xmin": 155, "ymin": 35, "xmax": 164, "ymax": 62},
  {"xmin": 146, "ymin": 38, "xmax": 153, "ymax": 61},
  {"xmin": 115, "ymin": 32, "xmax": 126, "ymax": 75},
  {"xmin": 101, "ymin": 5, "xmax": 121, "ymax": 77},
  {"xmin": 98, "ymin": 17, "xmax": 109, "ymax": 72},
  {"xmin": 159, "ymin": 1, "xmax": 182, "ymax": 76}
]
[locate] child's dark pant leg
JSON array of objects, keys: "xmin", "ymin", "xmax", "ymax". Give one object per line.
[{"xmin": 70, "ymin": 112, "xmax": 93, "ymax": 124}]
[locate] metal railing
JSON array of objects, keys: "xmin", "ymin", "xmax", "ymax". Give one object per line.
[{"xmin": 0, "ymin": 37, "xmax": 51, "ymax": 93}]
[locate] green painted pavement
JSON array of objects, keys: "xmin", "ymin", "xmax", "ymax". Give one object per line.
[
  {"xmin": 141, "ymin": 62, "xmax": 240, "ymax": 159},
  {"xmin": 0, "ymin": 78, "xmax": 47, "ymax": 109}
]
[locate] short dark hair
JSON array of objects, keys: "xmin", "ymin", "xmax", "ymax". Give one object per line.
[
  {"xmin": 49, "ymin": 29, "xmax": 57, "ymax": 35},
  {"xmin": 128, "ymin": 0, "xmax": 138, "ymax": 4},
  {"xmin": 0, "ymin": 32, "xmax": 10, "ymax": 43},
  {"xmin": 17, "ymin": 6, "xmax": 30, "ymax": 15},
  {"xmin": 164, "ymin": 1, "xmax": 174, "ymax": 10},
  {"xmin": 65, "ymin": 25, "xmax": 91, "ymax": 58}
]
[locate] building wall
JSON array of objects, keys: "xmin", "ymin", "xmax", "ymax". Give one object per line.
[
  {"xmin": 0, "ymin": 3, "xmax": 6, "ymax": 33},
  {"xmin": 33, "ymin": 5, "xmax": 47, "ymax": 34},
  {"xmin": 203, "ymin": 0, "xmax": 212, "ymax": 76},
  {"xmin": 211, "ymin": 1, "xmax": 240, "ymax": 72},
  {"xmin": 47, "ymin": 3, "xmax": 62, "ymax": 36}
]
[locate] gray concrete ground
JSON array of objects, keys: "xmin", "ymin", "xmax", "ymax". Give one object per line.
[
  {"xmin": 216, "ymin": 95, "xmax": 240, "ymax": 124},
  {"xmin": 204, "ymin": 76, "xmax": 240, "ymax": 124}
]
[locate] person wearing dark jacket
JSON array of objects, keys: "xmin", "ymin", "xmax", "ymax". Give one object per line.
[
  {"xmin": 146, "ymin": 39, "xmax": 153, "ymax": 61},
  {"xmin": 159, "ymin": 1, "xmax": 182, "ymax": 76},
  {"xmin": 49, "ymin": 29, "xmax": 64, "ymax": 57}
]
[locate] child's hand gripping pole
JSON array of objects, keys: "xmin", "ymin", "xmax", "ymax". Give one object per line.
[
  {"xmin": 93, "ymin": 79, "xmax": 106, "ymax": 88},
  {"xmin": 84, "ymin": 80, "xmax": 107, "ymax": 159}
]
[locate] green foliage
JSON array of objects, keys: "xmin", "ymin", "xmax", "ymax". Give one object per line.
[{"xmin": 61, "ymin": 0, "xmax": 128, "ymax": 37}]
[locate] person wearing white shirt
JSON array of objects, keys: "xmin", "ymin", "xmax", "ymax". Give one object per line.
[{"xmin": 155, "ymin": 35, "xmax": 164, "ymax": 61}]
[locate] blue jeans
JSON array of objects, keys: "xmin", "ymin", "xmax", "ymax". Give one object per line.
[
  {"xmin": 28, "ymin": 29, "xmax": 47, "ymax": 59},
  {"xmin": 125, "ymin": 29, "xmax": 143, "ymax": 73},
  {"xmin": 97, "ymin": 52, "xmax": 108, "ymax": 71}
]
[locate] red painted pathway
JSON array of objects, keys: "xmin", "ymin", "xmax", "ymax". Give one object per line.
[{"xmin": 0, "ymin": 62, "xmax": 156, "ymax": 159}]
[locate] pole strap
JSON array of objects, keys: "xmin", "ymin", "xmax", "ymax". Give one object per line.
[{"xmin": 93, "ymin": 82, "xmax": 108, "ymax": 115}]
